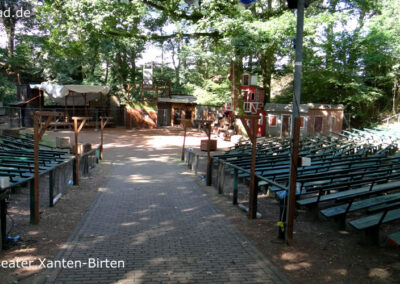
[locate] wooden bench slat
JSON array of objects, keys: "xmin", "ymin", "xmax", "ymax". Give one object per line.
[
  {"xmin": 388, "ymin": 231, "xmax": 400, "ymax": 246},
  {"xmin": 320, "ymin": 193, "xmax": 400, "ymax": 218},
  {"xmin": 297, "ymin": 181, "xmax": 400, "ymax": 206},
  {"xmin": 349, "ymin": 208, "xmax": 400, "ymax": 230}
]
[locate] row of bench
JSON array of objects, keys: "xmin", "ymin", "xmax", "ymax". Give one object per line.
[
  {"xmin": 0, "ymin": 133, "xmax": 100, "ymax": 249},
  {"xmin": 208, "ymin": 128, "xmax": 400, "ymax": 245}
]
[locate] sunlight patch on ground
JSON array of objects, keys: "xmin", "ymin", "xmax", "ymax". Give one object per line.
[
  {"xmin": 103, "ymin": 143, "xmax": 135, "ymax": 148},
  {"xmin": 120, "ymin": 222, "xmax": 140, "ymax": 227},
  {"xmin": 131, "ymin": 224, "xmax": 175, "ymax": 246},
  {"xmin": 128, "ymin": 174, "xmax": 159, "ymax": 183},
  {"xmin": 98, "ymin": 187, "xmax": 110, "ymax": 192},
  {"xmin": 128, "ymin": 156, "xmax": 170, "ymax": 163},
  {"xmin": 369, "ymin": 268, "xmax": 391, "ymax": 280},
  {"xmin": 149, "ymin": 257, "xmax": 170, "ymax": 265},
  {"xmin": 280, "ymin": 251, "xmax": 309, "ymax": 261},
  {"xmin": 182, "ymin": 207, "xmax": 197, "ymax": 213},
  {"xmin": 284, "ymin": 262, "xmax": 312, "ymax": 271},
  {"xmin": 330, "ymin": 268, "xmax": 348, "ymax": 276}
]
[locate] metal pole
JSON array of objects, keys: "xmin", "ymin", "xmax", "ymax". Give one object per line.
[
  {"xmin": 248, "ymin": 117, "xmax": 258, "ymax": 219},
  {"xmin": 286, "ymin": 0, "xmax": 305, "ymax": 243}
]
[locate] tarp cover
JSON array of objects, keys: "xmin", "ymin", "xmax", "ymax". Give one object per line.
[{"xmin": 30, "ymin": 83, "xmax": 110, "ymax": 106}]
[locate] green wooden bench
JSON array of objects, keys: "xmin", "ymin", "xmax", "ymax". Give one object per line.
[
  {"xmin": 367, "ymin": 200, "xmax": 400, "ymax": 213},
  {"xmin": 297, "ymin": 180, "xmax": 400, "ymax": 207},
  {"xmin": 349, "ymin": 204, "xmax": 400, "ymax": 243},
  {"xmin": 320, "ymin": 192, "xmax": 400, "ymax": 219}
]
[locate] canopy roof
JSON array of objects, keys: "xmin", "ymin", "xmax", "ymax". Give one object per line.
[{"xmin": 30, "ymin": 83, "xmax": 110, "ymax": 106}]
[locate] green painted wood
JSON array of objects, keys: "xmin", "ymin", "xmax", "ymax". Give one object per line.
[
  {"xmin": 368, "ymin": 200, "xmax": 400, "ymax": 213},
  {"xmin": 349, "ymin": 208, "xmax": 400, "ymax": 230},
  {"xmin": 297, "ymin": 181, "xmax": 400, "ymax": 206},
  {"xmin": 320, "ymin": 193, "xmax": 400, "ymax": 218},
  {"xmin": 388, "ymin": 231, "xmax": 400, "ymax": 246}
]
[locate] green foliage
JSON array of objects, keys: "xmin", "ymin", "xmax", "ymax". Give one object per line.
[
  {"xmin": 188, "ymin": 78, "xmax": 231, "ymax": 106},
  {"xmin": 0, "ymin": 72, "xmax": 17, "ymax": 104},
  {"xmin": 0, "ymin": 0, "xmax": 399, "ymax": 128}
]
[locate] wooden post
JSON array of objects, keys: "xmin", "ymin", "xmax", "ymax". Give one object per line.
[
  {"xmin": 286, "ymin": 117, "xmax": 300, "ymax": 241},
  {"xmin": 233, "ymin": 168, "xmax": 238, "ymax": 205},
  {"xmin": 239, "ymin": 115, "xmax": 259, "ymax": 219},
  {"xmin": 100, "ymin": 117, "xmax": 112, "ymax": 160},
  {"xmin": 181, "ymin": 119, "xmax": 192, "ymax": 161},
  {"xmin": 198, "ymin": 120, "xmax": 213, "ymax": 186},
  {"xmin": 32, "ymin": 111, "xmax": 62, "ymax": 224},
  {"xmin": 72, "ymin": 116, "xmax": 91, "ymax": 186}
]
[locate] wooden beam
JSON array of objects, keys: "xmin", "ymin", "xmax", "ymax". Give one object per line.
[
  {"xmin": 238, "ymin": 115, "xmax": 259, "ymax": 219},
  {"xmin": 99, "ymin": 116, "xmax": 112, "ymax": 160},
  {"xmin": 72, "ymin": 116, "xmax": 91, "ymax": 185}
]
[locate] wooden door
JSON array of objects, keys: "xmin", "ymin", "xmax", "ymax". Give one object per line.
[
  {"xmin": 282, "ymin": 115, "xmax": 291, "ymax": 137},
  {"xmin": 314, "ymin": 116, "xmax": 323, "ymax": 134}
]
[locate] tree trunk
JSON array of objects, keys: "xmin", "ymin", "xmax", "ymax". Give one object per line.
[
  {"xmin": 6, "ymin": 24, "xmax": 15, "ymax": 58},
  {"xmin": 258, "ymin": 52, "xmax": 274, "ymax": 104},
  {"xmin": 104, "ymin": 61, "xmax": 109, "ymax": 83},
  {"xmin": 130, "ymin": 51, "xmax": 136, "ymax": 84},
  {"xmin": 230, "ymin": 56, "xmax": 243, "ymax": 111}
]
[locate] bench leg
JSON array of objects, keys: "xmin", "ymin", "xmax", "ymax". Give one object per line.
[
  {"xmin": 365, "ymin": 226, "xmax": 381, "ymax": 245},
  {"xmin": 233, "ymin": 169, "xmax": 238, "ymax": 205},
  {"xmin": 30, "ymin": 180, "xmax": 35, "ymax": 224},
  {"xmin": 333, "ymin": 214, "xmax": 346, "ymax": 230},
  {"xmin": 206, "ymin": 158, "xmax": 212, "ymax": 186},
  {"xmin": 218, "ymin": 163, "xmax": 224, "ymax": 194}
]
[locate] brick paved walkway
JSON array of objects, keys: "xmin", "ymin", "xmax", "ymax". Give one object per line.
[{"xmin": 44, "ymin": 144, "xmax": 288, "ymax": 283}]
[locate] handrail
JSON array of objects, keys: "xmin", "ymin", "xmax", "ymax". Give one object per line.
[
  {"xmin": 222, "ymin": 159, "xmax": 288, "ymax": 191},
  {"xmin": 382, "ymin": 113, "xmax": 400, "ymax": 122}
]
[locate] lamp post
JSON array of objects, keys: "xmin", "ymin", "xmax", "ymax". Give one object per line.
[{"xmin": 286, "ymin": 0, "xmax": 306, "ymax": 243}]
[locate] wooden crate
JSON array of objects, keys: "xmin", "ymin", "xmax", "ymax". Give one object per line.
[{"xmin": 200, "ymin": 139, "xmax": 217, "ymax": 151}]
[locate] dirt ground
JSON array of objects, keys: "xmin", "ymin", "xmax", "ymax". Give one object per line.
[{"xmin": 0, "ymin": 127, "xmax": 399, "ymax": 283}]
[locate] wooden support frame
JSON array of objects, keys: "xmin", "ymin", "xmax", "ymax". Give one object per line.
[
  {"xmin": 72, "ymin": 116, "xmax": 91, "ymax": 186},
  {"xmin": 239, "ymin": 115, "xmax": 259, "ymax": 219},
  {"xmin": 100, "ymin": 116, "xmax": 112, "ymax": 160},
  {"xmin": 33, "ymin": 111, "xmax": 63, "ymax": 225}
]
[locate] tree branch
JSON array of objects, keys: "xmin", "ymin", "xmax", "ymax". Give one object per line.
[
  {"xmin": 141, "ymin": 0, "xmax": 203, "ymax": 22},
  {"xmin": 104, "ymin": 29, "xmax": 221, "ymax": 41}
]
